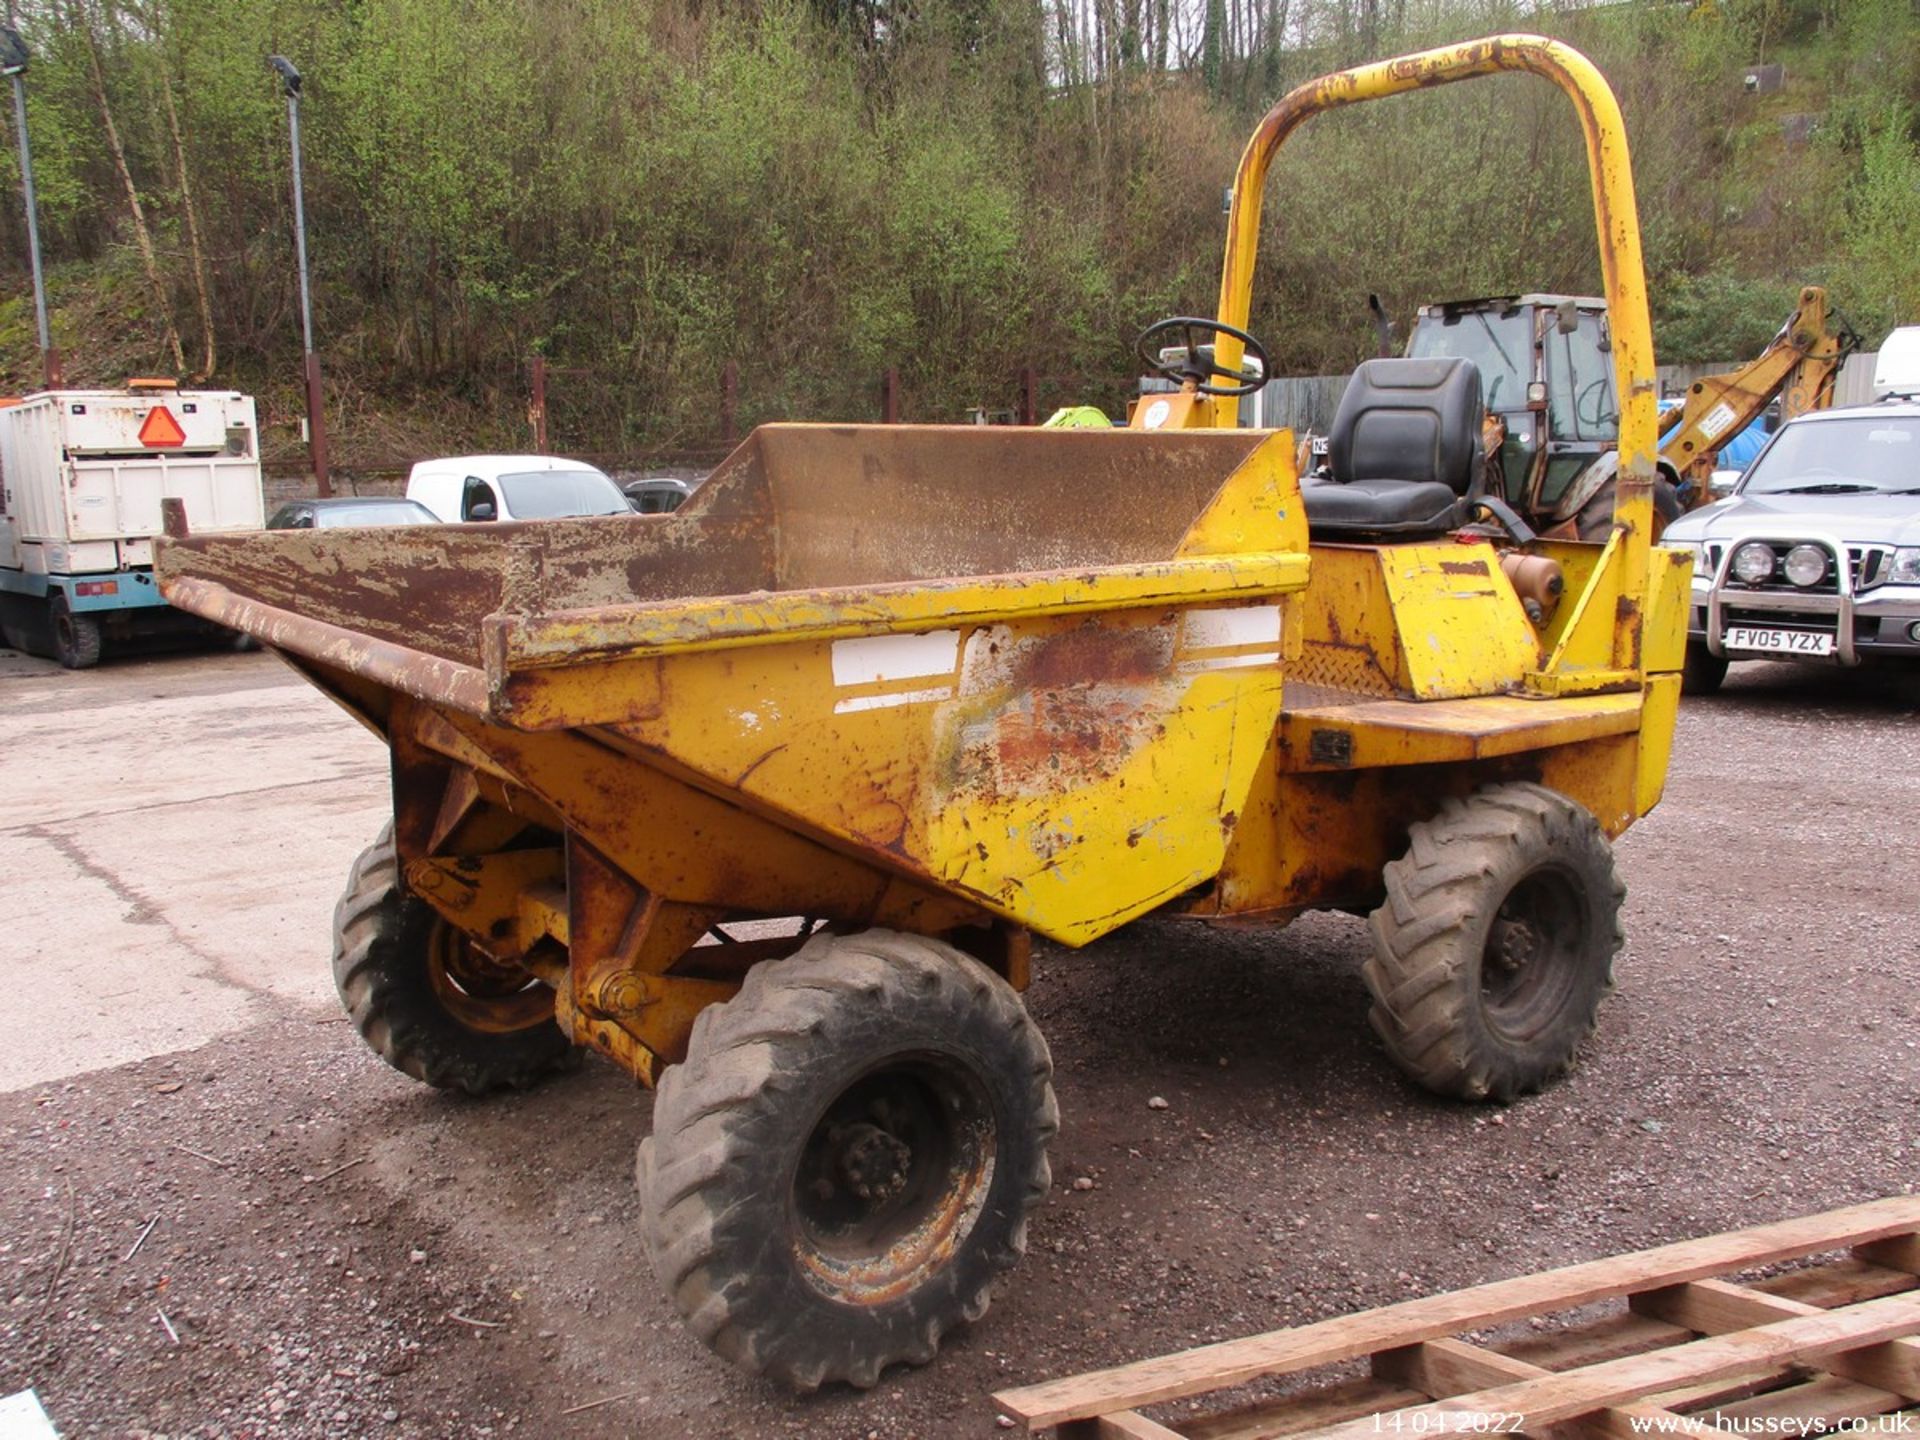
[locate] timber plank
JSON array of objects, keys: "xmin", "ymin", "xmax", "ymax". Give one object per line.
[
  {"xmin": 1762, "ymin": 1260, "xmax": 1918, "ymax": 1310},
  {"xmin": 995, "ymin": 1197, "xmax": 1920, "ymax": 1429},
  {"xmin": 1295, "ymin": 1292, "xmax": 1920, "ymax": 1440},
  {"xmin": 1183, "ymin": 1378, "xmax": 1428, "ymax": 1440},
  {"xmin": 1500, "ymin": 1312, "xmax": 1694, "ymax": 1371},
  {"xmin": 1708, "ymin": 1374, "xmax": 1907, "ymax": 1425},
  {"xmin": 1636, "ymin": 1279, "xmax": 1920, "ymax": 1397}
]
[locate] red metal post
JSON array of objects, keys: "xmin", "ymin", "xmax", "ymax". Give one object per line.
[
  {"xmin": 530, "ymin": 355, "xmax": 548, "ymax": 452},
  {"xmin": 304, "ymin": 351, "xmax": 333, "ymax": 497},
  {"xmin": 881, "ymin": 367, "xmax": 899, "ymax": 424},
  {"xmin": 721, "ymin": 360, "xmax": 738, "ymax": 446},
  {"xmin": 42, "ymin": 346, "xmax": 62, "ymax": 390},
  {"xmin": 1020, "ymin": 365, "xmax": 1037, "ymax": 425}
]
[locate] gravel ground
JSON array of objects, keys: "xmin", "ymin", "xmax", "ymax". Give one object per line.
[{"xmin": 2, "ymin": 658, "xmax": 1917, "ymax": 1438}]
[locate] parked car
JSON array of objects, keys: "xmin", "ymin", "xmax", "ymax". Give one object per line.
[
  {"xmin": 267, "ymin": 497, "xmax": 440, "ymax": 529},
  {"xmin": 405, "ymin": 455, "xmax": 631, "ymax": 523},
  {"xmin": 622, "ymin": 476, "xmax": 692, "ymax": 514},
  {"xmin": 1662, "ymin": 398, "xmax": 1920, "ymax": 693}
]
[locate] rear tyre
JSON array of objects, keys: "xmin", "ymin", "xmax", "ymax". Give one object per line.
[
  {"xmin": 637, "ymin": 928, "xmax": 1057, "ymax": 1392},
  {"xmin": 1682, "ymin": 643, "xmax": 1728, "ymax": 696},
  {"xmin": 50, "ymin": 593, "xmax": 103, "ymax": 670},
  {"xmin": 1363, "ymin": 783, "xmax": 1623, "ymax": 1103},
  {"xmin": 331, "ymin": 824, "xmax": 577, "ymax": 1094},
  {"xmin": 1574, "ymin": 474, "xmax": 1681, "ymax": 543}
]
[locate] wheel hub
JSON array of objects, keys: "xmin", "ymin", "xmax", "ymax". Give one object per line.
[
  {"xmin": 423, "ymin": 920, "xmax": 554, "ymax": 1035},
  {"xmin": 833, "ymin": 1123, "xmax": 913, "ymax": 1203},
  {"xmin": 1478, "ymin": 866, "xmax": 1590, "ymax": 1043},
  {"xmin": 791, "ymin": 1060, "xmax": 997, "ymax": 1306},
  {"xmin": 1488, "ymin": 914, "xmax": 1539, "ymax": 974}
]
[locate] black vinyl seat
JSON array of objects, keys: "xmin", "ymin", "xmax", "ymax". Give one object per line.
[{"xmin": 1302, "ymin": 357, "xmax": 1483, "ymax": 540}]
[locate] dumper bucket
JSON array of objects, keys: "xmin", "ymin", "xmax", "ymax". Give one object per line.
[{"xmin": 160, "ymin": 424, "xmax": 1310, "ymax": 944}]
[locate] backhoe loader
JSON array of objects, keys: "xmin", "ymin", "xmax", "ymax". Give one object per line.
[{"xmin": 1402, "ymin": 285, "xmax": 1856, "ymax": 539}]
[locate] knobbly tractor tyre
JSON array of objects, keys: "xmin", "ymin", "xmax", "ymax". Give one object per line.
[
  {"xmin": 637, "ymin": 928, "xmax": 1057, "ymax": 1391},
  {"xmin": 50, "ymin": 593, "xmax": 103, "ymax": 670},
  {"xmin": 1574, "ymin": 473, "xmax": 1681, "ymax": 543},
  {"xmin": 1682, "ymin": 642, "xmax": 1728, "ymax": 696},
  {"xmin": 331, "ymin": 824, "xmax": 577, "ymax": 1094},
  {"xmin": 1363, "ymin": 782, "xmax": 1623, "ymax": 1104}
]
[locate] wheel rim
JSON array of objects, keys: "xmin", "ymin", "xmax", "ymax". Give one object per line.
[
  {"xmin": 1479, "ymin": 866, "xmax": 1589, "ymax": 1043},
  {"xmin": 423, "ymin": 921, "xmax": 554, "ymax": 1035},
  {"xmin": 789, "ymin": 1056, "xmax": 997, "ymax": 1306}
]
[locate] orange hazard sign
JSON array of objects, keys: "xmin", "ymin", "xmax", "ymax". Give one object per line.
[{"xmin": 138, "ymin": 405, "xmax": 187, "ymax": 448}]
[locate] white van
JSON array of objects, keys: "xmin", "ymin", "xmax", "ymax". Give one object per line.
[
  {"xmin": 1872, "ymin": 326, "xmax": 1920, "ymax": 400},
  {"xmin": 405, "ymin": 454, "xmax": 631, "ymax": 523}
]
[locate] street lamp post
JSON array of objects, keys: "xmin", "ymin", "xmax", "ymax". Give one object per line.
[
  {"xmin": 269, "ymin": 55, "xmax": 331, "ymax": 496},
  {"xmin": 2, "ymin": 23, "xmax": 62, "ymax": 389}
]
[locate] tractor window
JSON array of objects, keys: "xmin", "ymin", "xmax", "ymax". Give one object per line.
[
  {"xmin": 1537, "ymin": 453, "xmax": 1592, "ymax": 510},
  {"xmin": 1547, "ymin": 314, "xmax": 1617, "ymax": 441},
  {"xmin": 1407, "ymin": 309, "xmax": 1530, "ymax": 410}
]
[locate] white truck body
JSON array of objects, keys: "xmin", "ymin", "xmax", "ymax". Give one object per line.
[
  {"xmin": 0, "ymin": 388, "xmax": 266, "ymax": 666},
  {"xmin": 1872, "ymin": 327, "xmax": 1920, "ymax": 401}
]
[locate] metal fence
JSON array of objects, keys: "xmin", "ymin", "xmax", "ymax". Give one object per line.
[{"xmin": 273, "ymin": 349, "xmax": 1886, "ymax": 504}]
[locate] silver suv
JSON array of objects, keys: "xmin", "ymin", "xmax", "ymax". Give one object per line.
[{"xmin": 1661, "ymin": 399, "xmax": 1920, "ymax": 693}]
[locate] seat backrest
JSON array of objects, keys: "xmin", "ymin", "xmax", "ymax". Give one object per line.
[{"xmin": 1328, "ymin": 357, "xmax": 1483, "ymax": 495}]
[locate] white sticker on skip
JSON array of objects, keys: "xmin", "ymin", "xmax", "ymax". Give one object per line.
[
  {"xmin": 830, "ymin": 630, "xmax": 962, "ymax": 687},
  {"xmin": 1181, "ymin": 604, "xmax": 1281, "ymax": 651},
  {"xmin": 830, "ymin": 630, "xmax": 962, "ymax": 713}
]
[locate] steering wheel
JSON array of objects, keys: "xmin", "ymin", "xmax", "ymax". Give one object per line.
[
  {"xmin": 1135, "ymin": 317, "xmax": 1272, "ymax": 398},
  {"xmin": 1574, "ymin": 376, "xmax": 1615, "ymax": 430}
]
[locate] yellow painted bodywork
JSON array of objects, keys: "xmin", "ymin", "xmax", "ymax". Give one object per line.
[
  {"xmin": 487, "ymin": 550, "xmax": 1307, "ymax": 730},
  {"xmin": 1290, "ymin": 543, "xmax": 1545, "ymax": 699},
  {"xmin": 498, "ymin": 433, "xmax": 1314, "ymax": 948},
  {"xmin": 1659, "ymin": 285, "xmax": 1852, "ymax": 498}
]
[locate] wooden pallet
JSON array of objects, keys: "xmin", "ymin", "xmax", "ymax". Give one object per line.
[{"xmin": 994, "ymin": 1196, "xmax": 1920, "ymax": 1440}]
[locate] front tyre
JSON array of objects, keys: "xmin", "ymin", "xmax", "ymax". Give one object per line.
[
  {"xmin": 637, "ymin": 928, "xmax": 1057, "ymax": 1391},
  {"xmin": 331, "ymin": 824, "xmax": 577, "ymax": 1094},
  {"xmin": 1682, "ymin": 642, "xmax": 1728, "ymax": 696},
  {"xmin": 1362, "ymin": 783, "xmax": 1623, "ymax": 1103}
]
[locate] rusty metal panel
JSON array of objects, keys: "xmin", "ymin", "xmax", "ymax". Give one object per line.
[
  {"xmin": 158, "ymin": 424, "xmax": 1293, "ymax": 689},
  {"xmin": 753, "ymin": 424, "xmax": 1271, "ymax": 588}
]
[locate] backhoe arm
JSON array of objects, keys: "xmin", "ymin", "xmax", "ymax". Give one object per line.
[{"xmin": 1659, "ymin": 285, "xmax": 1857, "ymax": 499}]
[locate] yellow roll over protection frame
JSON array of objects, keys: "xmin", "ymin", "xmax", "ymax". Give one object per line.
[{"xmin": 1204, "ymin": 34, "xmax": 1660, "ymax": 687}]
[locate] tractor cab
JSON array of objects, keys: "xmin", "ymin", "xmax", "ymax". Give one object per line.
[{"xmin": 1405, "ymin": 294, "xmax": 1618, "ymax": 522}]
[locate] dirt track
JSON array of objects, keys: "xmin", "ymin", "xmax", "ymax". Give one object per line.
[{"xmin": 2, "ymin": 652, "xmax": 1917, "ymax": 1438}]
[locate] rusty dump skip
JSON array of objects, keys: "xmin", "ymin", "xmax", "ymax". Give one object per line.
[{"xmin": 156, "ymin": 424, "xmax": 1283, "ymax": 719}]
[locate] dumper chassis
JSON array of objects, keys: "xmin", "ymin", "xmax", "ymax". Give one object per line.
[{"xmin": 159, "ymin": 33, "xmax": 1689, "ymax": 1393}]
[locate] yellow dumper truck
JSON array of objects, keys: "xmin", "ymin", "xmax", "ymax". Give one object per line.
[{"xmin": 157, "ymin": 34, "xmax": 1689, "ymax": 1391}]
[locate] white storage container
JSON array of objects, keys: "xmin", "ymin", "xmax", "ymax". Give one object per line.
[{"xmin": 0, "ymin": 386, "xmax": 266, "ymax": 667}]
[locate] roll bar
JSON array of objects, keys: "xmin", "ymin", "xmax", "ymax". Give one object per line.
[{"xmin": 1210, "ymin": 34, "xmax": 1656, "ymax": 675}]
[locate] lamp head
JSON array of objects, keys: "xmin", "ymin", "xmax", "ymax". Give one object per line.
[
  {"xmin": 0, "ymin": 27, "xmax": 30, "ymax": 79},
  {"xmin": 267, "ymin": 54, "xmax": 302, "ymax": 97}
]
